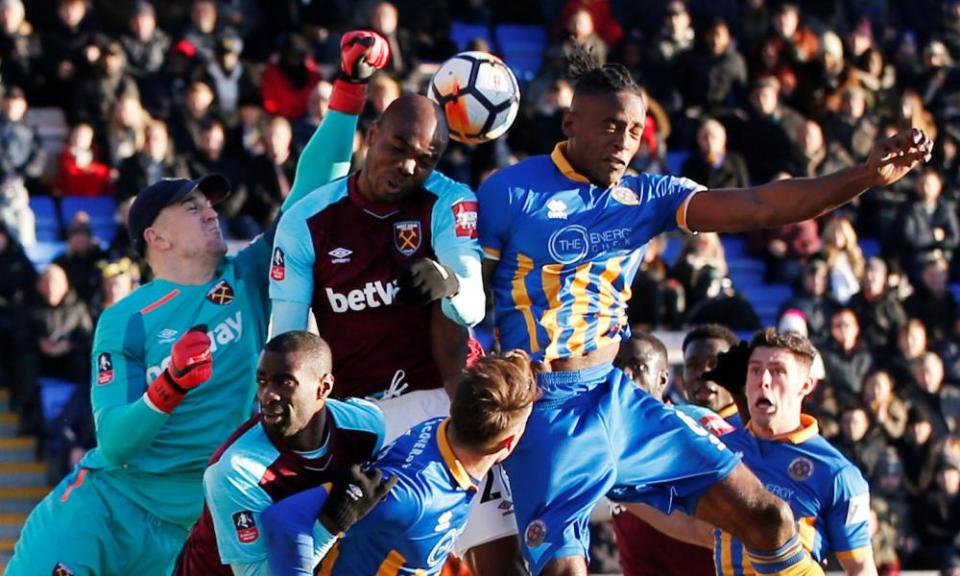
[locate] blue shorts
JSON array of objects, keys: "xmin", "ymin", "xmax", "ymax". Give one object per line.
[{"xmin": 502, "ymin": 364, "xmax": 739, "ymax": 575}]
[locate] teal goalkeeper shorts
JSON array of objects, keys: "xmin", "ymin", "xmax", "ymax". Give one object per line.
[{"xmin": 7, "ymin": 466, "xmax": 189, "ymax": 576}]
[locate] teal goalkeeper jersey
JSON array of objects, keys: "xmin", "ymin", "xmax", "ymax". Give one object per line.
[
  {"xmin": 78, "ymin": 109, "xmax": 359, "ymax": 528},
  {"xmin": 81, "ymin": 243, "xmax": 271, "ymax": 527}
]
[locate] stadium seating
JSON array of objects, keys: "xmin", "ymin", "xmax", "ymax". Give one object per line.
[
  {"xmin": 29, "ymin": 196, "xmax": 60, "ymax": 243},
  {"xmin": 495, "ymin": 24, "xmax": 547, "ymax": 85},
  {"xmin": 61, "ymin": 196, "xmax": 118, "ymax": 244},
  {"xmin": 450, "ymin": 21, "xmax": 493, "ymax": 52}
]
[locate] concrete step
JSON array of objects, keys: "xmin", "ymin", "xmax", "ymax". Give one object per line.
[
  {"xmin": 0, "ymin": 515, "xmax": 25, "ymax": 541},
  {"xmin": 0, "ymin": 438, "xmax": 35, "ymax": 464},
  {"xmin": 0, "ymin": 487, "xmax": 48, "ymax": 515},
  {"xmin": 0, "ymin": 414, "xmax": 18, "ymax": 437},
  {"xmin": 0, "ymin": 463, "xmax": 46, "ymax": 488}
]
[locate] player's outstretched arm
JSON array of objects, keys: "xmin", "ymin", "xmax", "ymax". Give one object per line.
[
  {"xmin": 92, "ymin": 325, "xmax": 213, "ymax": 465},
  {"xmin": 620, "ymin": 503, "xmax": 714, "ymax": 549},
  {"xmin": 280, "ymin": 30, "xmax": 390, "ymax": 213},
  {"xmin": 686, "ymin": 128, "xmax": 933, "ymax": 233}
]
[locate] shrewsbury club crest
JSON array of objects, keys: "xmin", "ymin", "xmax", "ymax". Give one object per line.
[{"xmin": 394, "ymin": 221, "xmax": 422, "ymax": 256}]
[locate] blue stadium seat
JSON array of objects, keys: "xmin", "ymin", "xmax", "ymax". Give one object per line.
[
  {"xmin": 665, "ymin": 150, "xmax": 690, "ymax": 176},
  {"xmin": 25, "ymin": 241, "xmax": 66, "ymax": 268},
  {"xmin": 39, "ymin": 377, "xmax": 76, "ymax": 423},
  {"xmin": 93, "ymin": 224, "xmax": 118, "ymax": 244},
  {"xmin": 860, "ymin": 237, "xmax": 881, "ymax": 260},
  {"xmin": 450, "ymin": 21, "xmax": 493, "ymax": 52},
  {"xmin": 660, "ymin": 234, "xmax": 683, "ymax": 266},
  {"xmin": 721, "ymin": 235, "xmax": 748, "ymax": 258},
  {"xmin": 495, "ymin": 25, "xmax": 547, "ymax": 85},
  {"xmin": 61, "ymin": 196, "xmax": 116, "ymax": 229},
  {"xmin": 29, "ymin": 195, "xmax": 60, "ymax": 242}
]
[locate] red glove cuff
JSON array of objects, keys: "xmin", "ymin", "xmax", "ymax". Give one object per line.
[
  {"xmin": 145, "ymin": 370, "xmax": 187, "ymax": 414},
  {"xmin": 330, "ymin": 79, "xmax": 368, "ymax": 115}
]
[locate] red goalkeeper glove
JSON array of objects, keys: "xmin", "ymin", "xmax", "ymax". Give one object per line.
[
  {"xmin": 331, "ymin": 30, "xmax": 391, "ymax": 115},
  {"xmin": 146, "ymin": 325, "xmax": 213, "ymax": 414}
]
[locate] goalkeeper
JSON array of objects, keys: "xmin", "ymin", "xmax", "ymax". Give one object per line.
[{"xmin": 6, "ymin": 31, "xmax": 390, "ymax": 576}]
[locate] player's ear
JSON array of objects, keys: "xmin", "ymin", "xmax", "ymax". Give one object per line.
[
  {"xmin": 144, "ymin": 226, "xmax": 170, "ymax": 252},
  {"xmin": 367, "ymin": 120, "xmax": 380, "ymax": 147},
  {"xmin": 317, "ymin": 373, "xmax": 334, "ymax": 400},
  {"xmin": 561, "ymin": 108, "xmax": 576, "ymax": 138}
]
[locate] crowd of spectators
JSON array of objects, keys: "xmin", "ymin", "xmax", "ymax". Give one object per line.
[{"xmin": 1, "ymin": 0, "xmax": 960, "ymax": 573}]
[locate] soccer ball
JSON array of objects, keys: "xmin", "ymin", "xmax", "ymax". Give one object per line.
[{"xmin": 429, "ymin": 51, "xmax": 521, "ymax": 145}]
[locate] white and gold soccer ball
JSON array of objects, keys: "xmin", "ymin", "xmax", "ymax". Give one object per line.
[{"xmin": 428, "ymin": 51, "xmax": 521, "ymax": 145}]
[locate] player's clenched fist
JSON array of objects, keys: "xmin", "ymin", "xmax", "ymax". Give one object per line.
[
  {"xmin": 340, "ymin": 30, "xmax": 390, "ymax": 83},
  {"xmin": 146, "ymin": 325, "xmax": 213, "ymax": 414},
  {"xmin": 320, "ymin": 465, "xmax": 398, "ymax": 535}
]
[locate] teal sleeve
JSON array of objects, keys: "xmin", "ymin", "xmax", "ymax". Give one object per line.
[
  {"xmin": 427, "ymin": 171, "xmax": 485, "ymax": 327},
  {"xmin": 230, "ymin": 562, "xmax": 271, "ymax": 576},
  {"xmin": 90, "ymin": 308, "xmax": 169, "ymax": 466},
  {"xmin": 282, "ymin": 110, "xmax": 358, "ymax": 212}
]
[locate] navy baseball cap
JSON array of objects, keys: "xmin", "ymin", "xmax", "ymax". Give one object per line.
[{"xmin": 128, "ymin": 174, "xmax": 230, "ymax": 252}]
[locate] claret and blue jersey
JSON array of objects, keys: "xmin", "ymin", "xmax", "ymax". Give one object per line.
[{"xmin": 477, "ymin": 142, "xmax": 704, "ymax": 360}]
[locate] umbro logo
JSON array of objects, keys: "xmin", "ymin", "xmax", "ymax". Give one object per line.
[
  {"xmin": 158, "ymin": 329, "xmax": 179, "ymax": 344},
  {"xmin": 547, "ymin": 199, "xmax": 567, "ymax": 219},
  {"xmin": 328, "ymin": 247, "xmax": 352, "ymax": 264}
]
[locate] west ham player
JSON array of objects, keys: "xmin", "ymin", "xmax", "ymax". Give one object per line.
[
  {"xmin": 627, "ymin": 330, "xmax": 876, "ymax": 575},
  {"xmin": 174, "ymin": 331, "xmax": 388, "ymax": 575},
  {"xmin": 612, "ymin": 331, "xmax": 735, "ymax": 576},
  {"xmin": 7, "ymin": 31, "xmax": 389, "ymax": 576},
  {"xmin": 477, "ymin": 48, "xmax": 931, "ymax": 575},
  {"xmin": 682, "ymin": 324, "xmax": 743, "ymax": 423},
  {"xmin": 268, "ymin": 94, "xmax": 519, "ymax": 569},
  {"xmin": 260, "ymin": 352, "xmax": 539, "ymax": 575}
]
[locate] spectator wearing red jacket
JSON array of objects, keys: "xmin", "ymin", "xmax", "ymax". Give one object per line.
[
  {"xmin": 260, "ymin": 34, "xmax": 322, "ymax": 119},
  {"xmin": 54, "ymin": 123, "xmax": 112, "ymax": 197}
]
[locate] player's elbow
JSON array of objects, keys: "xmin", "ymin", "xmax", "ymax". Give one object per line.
[
  {"xmin": 97, "ymin": 438, "xmax": 138, "ymax": 467},
  {"xmin": 741, "ymin": 496, "xmax": 796, "ymax": 550}
]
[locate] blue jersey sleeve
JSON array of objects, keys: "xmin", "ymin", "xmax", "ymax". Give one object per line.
[
  {"xmin": 263, "ymin": 483, "xmax": 335, "ymax": 576},
  {"xmin": 632, "ymin": 174, "xmax": 705, "ymax": 236},
  {"xmin": 825, "ymin": 464, "xmax": 872, "ymax": 560},
  {"xmin": 204, "ymin": 455, "xmax": 276, "ymax": 566},
  {"xmin": 476, "ymin": 171, "xmax": 515, "ymax": 261},
  {"xmin": 426, "ymin": 171, "xmax": 485, "ymax": 327}
]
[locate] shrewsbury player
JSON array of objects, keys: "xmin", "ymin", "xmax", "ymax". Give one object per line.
[
  {"xmin": 268, "ymin": 94, "xmax": 518, "ymax": 569},
  {"xmin": 477, "ymin": 49, "xmax": 931, "ymax": 575},
  {"xmin": 260, "ymin": 352, "xmax": 540, "ymax": 575},
  {"xmin": 175, "ymin": 331, "xmax": 387, "ymax": 575},
  {"xmin": 627, "ymin": 330, "xmax": 876, "ymax": 575},
  {"xmin": 7, "ymin": 31, "xmax": 390, "ymax": 576}
]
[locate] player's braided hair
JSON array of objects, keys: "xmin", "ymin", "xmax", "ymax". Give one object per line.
[{"xmin": 566, "ymin": 42, "xmax": 641, "ymax": 96}]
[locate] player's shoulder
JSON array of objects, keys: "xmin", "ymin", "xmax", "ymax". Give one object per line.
[
  {"xmin": 326, "ymin": 398, "xmax": 385, "ymax": 437},
  {"xmin": 674, "ymin": 403, "xmax": 737, "ymax": 437},
  {"xmin": 479, "ymin": 154, "xmax": 555, "ymax": 191},
  {"xmin": 280, "ymin": 175, "xmax": 350, "ymax": 222},
  {"xmin": 621, "ymin": 172, "xmax": 706, "ymax": 199},
  {"xmin": 425, "ymin": 170, "xmax": 476, "ymax": 203},
  {"xmin": 205, "ymin": 423, "xmax": 277, "ymax": 489}
]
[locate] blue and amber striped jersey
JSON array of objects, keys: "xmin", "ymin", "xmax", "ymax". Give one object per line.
[
  {"xmin": 477, "ymin": 143, "xmax": 704, "ymax": 360},
  {"xmin": 263, "ymin": 417, "xmax": 480, "ymax": 575},
  {"xmin": 712, "ymin": 415, "xmax": 872, "ymax": 575}
]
